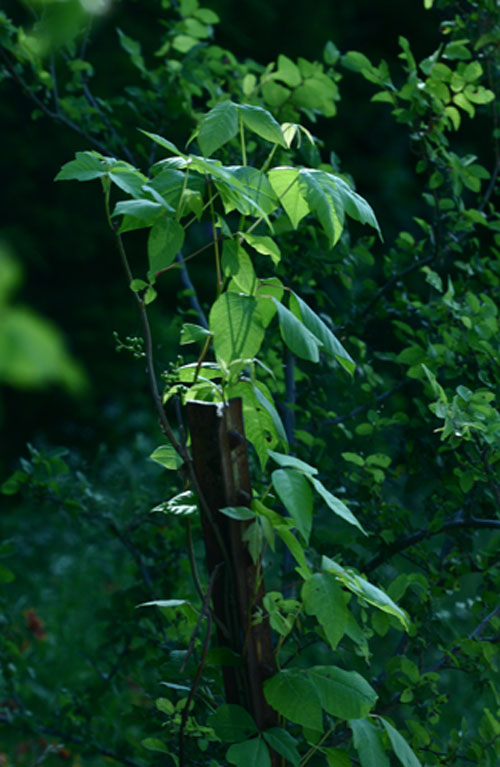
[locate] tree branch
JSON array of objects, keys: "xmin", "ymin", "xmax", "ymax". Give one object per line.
[
  {"xmin": 323, "ymin": 380, "xmax": 409, "ymax": 427},
  {"xmin": 0, "ymin": 48, "xmax": 121, "ymax": 160},
  {"xmin": 365, "ymin": 514, "xmax": 500, "ymax": 573}
]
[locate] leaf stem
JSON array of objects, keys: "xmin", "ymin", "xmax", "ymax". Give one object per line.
[
  {"xmin": 239, "ymin": 113, "xmax": 247, "ymax": 166},
  {"xmin": 208, "ymin": 188, "xmax": 223, "ymax": 294},
  {"xmin": 299, "ymin": 724, "xmax": 336, "ymax": 767}
]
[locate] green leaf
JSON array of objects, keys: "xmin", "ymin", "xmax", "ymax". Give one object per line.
[
  {"xmin": 189, "ymin": 159, "xmax": 271, "ymax": 221},
  {"xmin": 108, "ymin": 162, "xmax": 149, "ymax": 198},
  {"xmin": 273, "ymin": 299, "xmax": 322, "ymax": 362},
  {"xmin": 262, "ymin": 81, "xmax": 291, "ymax": 108},
  {"xmin": 112, "ymin": 199, "xmax": 168, "ymax": 223},
  {"xmin": 130, "ymin": 279, "xmax": 148, "ymax": 292},
  {"xmin": 117, "ymin": 28, "xmax": 146, "ymax": 73},
  {"xmin": 238, "ymin": 104, "xmax": 287, "ymax": 147},
  {"xmin": 197, "ymin": 100, "xmax": 239, "ymax": 156},
  {"xmin": 252, "ymin": 381, "xmax": 288, "ymax": 445},
  {"xmin": 0, "ymin": 565, "xmax": 15, "ymax": 583},
  {"xmin": 342, "ymin": 51, "xmax": 374, "ymax": 73},
  {"xmin": 268, "ymin": 449, "xmax": 318, "ymax": 475},
  {"xmin": 262, "ymin": 728, "xmax": 301, "ymax": 766},
  {"xmin": 264, "ymin": 669, "xmax": 323, "ymax": 730},
  {"xmin": 229, "ymin": 380, "xmax": 279, "ymax": 468},
  {"xmin": 256, "ymin": 279, "xmax": 284, "ymax": 328},
  {"xmin": 272, "ymin": 468, "xmax": 313, "ymax": 543},
  {"xmin": 302, "ymin": 573, "xmax": 348, "ymax": 650},
  {"xmin": 275, "ymin": 54, "xmax": 302, "ymax": 87},
  {"xmin": 380, "ymin": 718, "xmax": 422, "ymax": 767},
  {"xmin": 210, "ymin": 292, "xmax": 265, "ymax": 365},
  {"xmin": 307, "ymin": 666, "xmax": 378, "ymax": 719},
  {"xmin": 268, "ymin": 167, "xmax": 309, "ymax": 229},
  {"xmin": 180, "ymin": 323, "xmax": 213, "ymax": 345},
  {"xmin": 141, "ymin": 738, "xmax": 168, "ymax": 753},
  {"xmin": 275, "ymin": 527, "xmax": 312, "ymax": 579},
  {"xmin": 222, "ymin": 240, "xmax": 257, "ymax": 294},
  {"xmin": 239, "ymin": 233, "xmax": 281, "ymax": 265},
  {"xmin": 144, "ymin": 169, "xmax": 205, "ymax": 212},
  {"xmin": 152, "ymin": 490, "xmax": 198, "ymax": 516},
  {"xmin": 150, "ymin": 444, "xmax": 183, "ymax": 470},
  {"xmin": 208, "ymin": 704, "xmax": 258, "ymax": 742},
  {"xmin": 298, "ymin": 169, "xmax": 344, "ymax": 247},
  {"xmin": 219, "ymin": 506, "xmax": 256, "ymax": 521},
  {"xmin": 322, "ymin": 557, "xmax": 409, "ymax": 629},
  {"xmin": 137, "ymin": 599, "xmax": 187, "ymax": 609},
  {"xmin": 55, "ymin": 151, "xmax": 106, "ymax": 182},
  {"xmin": 325, "ymin": 748, "xmax": 352, "ymax": 767},
  {"xmin": 293, "ymin": 76, "xmax": 338, "ymax": 116},
  {"xmin": 310, "ymin": 477, "xmax": 367, "ymax": 534},
  {"xmin": 350, "ymin": 719, "xmax": 390, "ymax": 767},
  {"xmin": 147, "ymin": 218, "xmax": 185, "ymax": 280},
  {"xmin": 227, "ymin": 738, "xmax": 271, "ymax": 767},
  {"xmin": 139, "ymin": 130, "xmax": 186, "ymax": 158},
  {"xmin": 155, "ymin": 697, "xmax": 175, "ymax": 715},
  {"xmin": 172, "ymin": 34, "xmax": 198, "ymax": 53},
  {"xmin": 223, "ymin": 166, "xmax": 278, "ymax": 217},
  {"xmin": 290, "ymin": 292, "xmax": 355, "ymax": 374},
  {"xmin": 333, "ymin": 175, "xmax": 382, "ymax": 238}
]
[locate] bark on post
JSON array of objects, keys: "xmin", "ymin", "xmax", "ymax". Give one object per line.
[{"xmin": 186, "ymin": 398, "xmax": 277, "ymax": 732}]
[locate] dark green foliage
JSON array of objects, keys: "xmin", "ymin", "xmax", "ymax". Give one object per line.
[{"xmin": 2, "ymin": 1, "xmax": 500, "ymax": 766}]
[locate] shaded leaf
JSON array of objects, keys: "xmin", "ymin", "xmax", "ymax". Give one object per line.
[
  {"xmin": 272, "ymin": 468, "xmax": 313, "ymax": 543},
  {"xmin": 308, "ymin": 666, "xmax": 378, "ymax": 719},
  {"xmin": 290, "ymin": 292, "xmax": 355, "ymax": 374},
  {"xmin": 380, "ymin": 718, "xmax": 422, "ymax": 767},
  {"xmin": 302, "ymin": 573, "xmax": 348, "ymax": 650},
  {"xmin": 310, "ymin": 477, "xmax": 367, "ymax": 534},
  {"xmin": 273, "ymin": 299, "xmax": 322, "ymax": 362},
  {"xmin": 262, "ymin": 728, "xmax": 301, "ymax": 766},
  {"xmin": 227, "ymin": 738, "xmax": 271, "ymax": 767},
  {"xmin": 322, "ymin": 556, "xmax": 409, "ymax": 629},
  {"xmin": 264, "ymin": 669, "xmax": 323, "ymax": 730},
  {"xmin": 55, "ymin": 151, "xmax": 106, "ymax": 182},
  {"xmin": 147, "ymin": 218, "xmax": 185, "ymax": 280},
  {"xmin": 268, "ymin": 449, "xmax": 318, "ymax": 475},
  {"xmin": 208, "ymin": 704, "xmax": 258, "ymax": 742},
  {"xmin": 350, "ymin": 719, "xmax": 390, "ymax": 767}
]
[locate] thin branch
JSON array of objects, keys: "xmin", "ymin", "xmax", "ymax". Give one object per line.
[
  {"xmin": 0, "ymin": 48, "xmax": 120, "ymax": 159},
  {"xmin": 362, "ymin": 250, "xmax": 437, "ymax": 317},
  {"xmin": 113, "ymin": 232, "xmax": 186, "ymax": 458},
  {"xmin": 81, "ymin": 80, "xmax": 137, "ymax": 166},
  {"xmin": 176, "ymin": 252, "xmax": 209, "ymax": 329},
  {"xmin": 427, "ymin": 602, "xmax": 500, "ymax": 675},
  {"xmin": 365, "ymin": 514, "xmax": 500, "ymax": 573},
  {"xmin": 283, "ymin": 347, "xmax": 296, "ymax": 443},
  {"xmin": 469, "ymin": 603, "xmax": 500, "ymax": 640},
  {"xmin": 323, "ymin": 380, "xmax": 409, "ymax": 427},
  {"xmin": 108, "ymin": 520, "xmax": 154, "ymax": 590},
  {"xmin": 178, "ymin": 572, "xmax": 216, "ymax": 767},
  {"xmin": 0, "ymin": 715, "xmax": 144, "ymax": 767}
]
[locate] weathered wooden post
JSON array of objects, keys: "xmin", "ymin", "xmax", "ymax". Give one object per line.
[{"xmin": 186, "ymin": 398, "xmax": 277, "ymax": 734}]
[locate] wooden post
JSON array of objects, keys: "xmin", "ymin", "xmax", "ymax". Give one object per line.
[{"xmin": 186, "ymin": 399, "xmax": 277, "ymax": 733}]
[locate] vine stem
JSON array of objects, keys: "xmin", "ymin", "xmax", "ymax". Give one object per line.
[
  {"xmin": 118, "ymin": 235, "xmax": 184, "ymax": 452},
  {"xmin": 299, "ymin": 724, "xmax": 336, "ymax": 766},
  {"xmin": 178, "ymin": 566, "xmax": 220, "ymax": 767},
  {"xmin": 239, "ymin": 113, "xmax": 247, "ymax": 166},
  {"xmin": 208, "ymin": 187, "xmax": 223, "ymax": 294}
]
